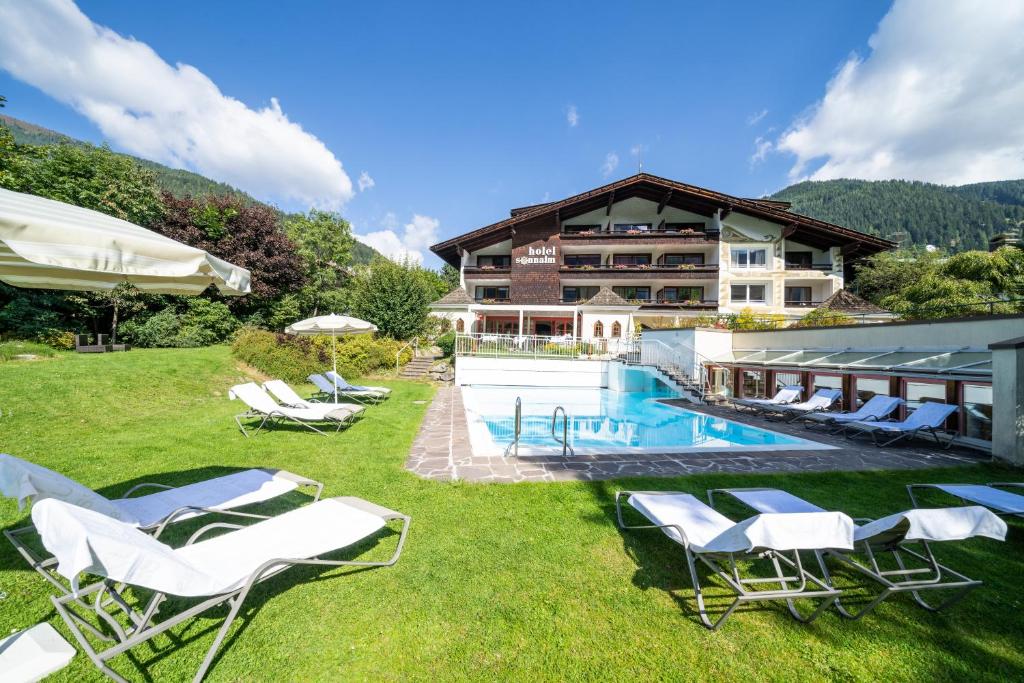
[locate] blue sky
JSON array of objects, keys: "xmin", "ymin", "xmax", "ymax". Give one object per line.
[{"xmin": 2, "ymin": 1, "xmax": 1023, "ymax": 266}]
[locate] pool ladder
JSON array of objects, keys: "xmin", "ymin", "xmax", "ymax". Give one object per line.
[
  {"xmin": 551, "ymin": 406, "xmax": 574, "ymax": 457},
  {"xmin": 503, "ymin": 397, "xmax": 522, "ymax": 458}
]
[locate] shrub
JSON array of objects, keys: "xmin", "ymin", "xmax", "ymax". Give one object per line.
[
  {"xmin": 792, "ymin": 308, "xmax": 855, "ymax": 328},
  {"xmin": 231, "ymin": 328, "xmax": 409, "ymax": 383},
  {"xmin": 436, "ymin": 331, "xmax": 456, "ymax": 358},
  {"xmin": 38, "ymin": 329, "xmax": 76, "ymax": 350},
  {"xmin": 119, "ymin": 299, "xmax": 239, "ymax": 348},
  {"xmin": 0, "ymin": 340, "xmax": 57, "ymax": 361}
]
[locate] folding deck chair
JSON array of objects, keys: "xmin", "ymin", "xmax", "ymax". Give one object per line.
[
  {"xmin": 907, "ymin": 482, "xmax": 1024, "ymax": 519},
  {"xmin": 708, "ymin": 487, "xmax": 1006, "ymax": 619},
  {"xmin": 35, "ymin": 496, "xmax": 409, "ymax": 683},
  {"xmin": 842, "ymin": 402, "xmax": 959, "ymax": 448},
  {"xmin": 308, "ymin": 373, "xmax": 384, "ymax": 403},
  {"xmin": 0, "ymin": 453, "xmax": 322, "ymax": 595},
  {"xmin": 797, "ymin": 395, "xmax": 903, "ymax": 433},
  {"xmin": 229, "ymin": 382, "xmax": 362, "ymax": 436},
  {"xmin": 325, "ymin": 371, "xmax": 392, "ymax": 397},
  {"xmin": 262, "ymin": 379, "xmax": 366, "ymax": 414},
  {"xmin": 730, "ymin": 385, "xmax": 802, "ymax": 414},
  {"xmin": 762, "ymin": 388, "xmax": 843, "ymax": 422},
  {"xmin": 615, "ymin": 490, "xmax": 852, "ymax": 630}
]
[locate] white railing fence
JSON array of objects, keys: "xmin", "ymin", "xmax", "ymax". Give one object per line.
[{"xmin": 454, "ymin": 332, "xmax": 623, "ymax": 359}]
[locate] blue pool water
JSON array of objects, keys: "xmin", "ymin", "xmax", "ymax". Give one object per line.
[{"xmin": 462, "ymin": 369, "xmax": 821, "ymax": 454}]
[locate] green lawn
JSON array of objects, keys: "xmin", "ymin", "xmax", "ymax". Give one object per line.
[{"xmin": 0, "ymin": 346, "xmax": 1022, "ymax": 682}]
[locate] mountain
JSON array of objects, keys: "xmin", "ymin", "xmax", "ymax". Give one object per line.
[
  {"xmin": 1, "ymin": 114, "xmax": 380, "ymax": 264},
  {"xmin": 770, "ymin": 178, "xmax": 1024, "ymax": 251}
]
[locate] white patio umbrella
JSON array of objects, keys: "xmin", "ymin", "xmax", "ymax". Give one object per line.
[
  {"xmin": 0, "ymin": 187, "xmax": 250, "ymax": 295},
  {"xmin": 284, "ymin": 314, "xmax": 378, "ymax": 401}
]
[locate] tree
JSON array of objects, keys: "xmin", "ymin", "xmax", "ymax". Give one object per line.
[
  {"xmin": 152, "ymin": 193, "xmax": 306, "ymax": 313},
  {"xmin": 851, "ymin": 248, "xmax": 943, "ymax": 305},
  {"xmin": 441, "ymin": 263, "xmax": 460, "ymax": 291},
  {"xmin": 284, "ymin": 209, "xmax": 354, "ymax": 315},
  {"xmin": 792, "ymin": 308, "xmax": 854, "ymax": 328},
  {"xmin": 419, "ymin": 268, "xmax": 454, "ymax": 301},
  {"xmin": 350, "ymin": 257, "xmax": 432, "ymax": 339}
]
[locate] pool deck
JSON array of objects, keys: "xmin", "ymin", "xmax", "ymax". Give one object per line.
[{"xmin": 406, "ymin": 385, "xmax": 988, "ymax": 483}]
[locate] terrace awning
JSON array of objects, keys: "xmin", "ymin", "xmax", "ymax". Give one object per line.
[
  {"xmin": 0, "ymin": 187, "xmax": 250, "ymax": 295},
  {"xmin": 722, "ymin": 347, "xmax": 992, "ymax": 377}
]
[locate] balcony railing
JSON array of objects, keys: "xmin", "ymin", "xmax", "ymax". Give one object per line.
[
  {"xmin": 784, "ymin": 263, "xmax": 834, "ymax": 272},
  {"xmin": 473, "ymin": 297, "xmax": 512, "ymax": 304},
  {"xmin": 783, "ymin": 300, "xmax": 823, "ymax": 308},
  {"xmin": 455, "ymin": 332, "xmax": 622, "ymax": 359},
  {"xmin": 464, "ymin": 265, "xmax": 511, "ymax": 275},
  {"xmin": 561, "ymin": 228, "xmax": 711, "ymax": 240},
  {"xmin": 559, "ymin": 263, "xmax": 718, "ymax": 274},
  {"xmin": 640, "ymin": 299, "xmax": 719, "ymax": 309}
]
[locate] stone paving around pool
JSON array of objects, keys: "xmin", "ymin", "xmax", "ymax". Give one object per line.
[{"xmin": 406, "ymin": 385, "xmax": 988, "ymax": 483}]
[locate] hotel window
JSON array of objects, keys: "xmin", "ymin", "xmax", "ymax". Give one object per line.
[
  {"xmin": 563, "ymin": 254, "xmax": 601, "ymax": 267},
  {"xmin": 659, "ymin": 286, "xmax": 703, "ymax": 302},
  {"xmin": 811, "ymin": 373, "xmax": 843, "ymax": 394},
  {"xmin": 775, "ymin": 372, "xmax": 801, "ymax": 392},
  {"xmin": 731, "ymin": 248, "xmax": 767, "ymax": 268},
  {"xmin": 611, "ymin": 253, "xmax": 652, "ymax": 266},
  {"xmin": 455, "ymin": 319, "xmax": 464, "ymax": 333},
  {"xmin": 563, "ymin": 224, "xmax": 601, "ymax": 234},
  {"xmin": 611, "ymin": 322, "xmax": 622, "ymax": 337},
  {"xmin": 785, "ymin": 251, "xmax": 813, "ymax": 268},
  {"xmin": 903, "ymin": 379, "xmax": 948, "ymax": 421},
  {"xmin": 661, "ymin": 253, "xmax": 705, "ymax": 266},
  {"xmin": 962, "ymin": 383, "xmax": 993, "ymax": 441},
  {"xmin": 730, "ymin": 283, "xmax": 766, "ymax": 303},
  {"xmin": 853, "ymin": 377, "xmax": 890, "ymax": 407},
  {"xmin": 741, "ymin": 369, "xmax": 766, "ymax": 398},
  {"xmin": 593, "ymin": 321, "xmax": 604, "ymax": 337},
  {"xmin": 613, "ymin": 286, "xmax": 651, "ymax": 301},
  {"xmin": 562, "ymin": 286, "xmax": 599, "ymax": 302},
  {"xmin": 474, "ymin": 286, "xmax": 509, "ymax": 301},
  {"xmin": 785, "ymin": 287, "xmax": 813, "ymax": 305},
  {"xmin": 612, "ymin": 223, "xmax": 652, "ymax": 234},
  {"xmin": 476, "ymin": 254, "xmax": 511, "ymax": 268}
]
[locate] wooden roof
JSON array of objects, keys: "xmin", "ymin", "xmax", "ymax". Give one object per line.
[
  {"xmin": 431, "ymin": 173, "xmax": 895, "ymax": 267},
  {"xmin": 818, "ymin": 289, "xmax": 888, "ymax": 314}
]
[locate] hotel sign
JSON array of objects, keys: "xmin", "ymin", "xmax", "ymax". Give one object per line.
[{"xmin": 515, "ymin": 245, "xmax": 557, "ymax": 266}]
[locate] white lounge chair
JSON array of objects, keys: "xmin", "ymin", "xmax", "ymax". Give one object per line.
[
  {"xmin": 262, "ymin": 379, "xmax": 366, "ymax": 416},
  {"xmin": 35, "ymin": 496, "xmax": 409, "ymax": 682},
  {"xmin": 730, "ymin": 385, "xmax": 802, "ymax": 413},
  {"xmin": 325, "ymin": 371, "xmax": 392, "ymax": 397},
  {"xmin": 798, "ymin": 395, "xmax": 903, "ymax": 432},
  {"xmin": 308, "ymin": 373, "xmax": 384, "ymax": 403},
  {"xmin": 708, "ymin": 487, "xmax": 1006, "ymax": 619},
  {"xmin": 843, "ymin": 401, "xmax": 959, "ymax": 448},
  {"xmin": 0, "ymin": 453, "xmax": 322, "ymax": 594},
  {"xmin": 763, "ymin": 388, "xmax": 843, "ymax": 421},
  {"xmin": 615, "ymin": 490, "xmax": 852, "ymax": 629},
  {"xmin": 229, "ymin": 382, "xmax": 362, "ymax": 436},
  {"xmin": 907, "ymin": 482, "xmax": 1024, "ymax": 518}
]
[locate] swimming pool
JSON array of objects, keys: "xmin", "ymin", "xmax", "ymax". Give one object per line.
[{"xmin": 462, "ymin": 369, "xmax": 830, "ymax": 456}]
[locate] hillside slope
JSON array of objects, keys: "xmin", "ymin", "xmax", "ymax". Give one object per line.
[
  {"xmin": 771, "ymin": 178, "xmax": 1024, "ymax": 251},
  {"xmin": 1, "ymin": 114, "xmax": 380, "ymax": 264}
]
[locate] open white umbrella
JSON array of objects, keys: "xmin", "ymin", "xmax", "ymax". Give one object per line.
[
  {"xmin": 0, "ymin": 187, "xmax": 250, "ymax": 295},
  {"xmin": 285, "ymin": 314, "xmax": 378, "ymax": 402}
]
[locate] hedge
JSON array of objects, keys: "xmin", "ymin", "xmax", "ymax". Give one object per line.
[{"xmin": 231, "ymin": 328, "xmax": 411, "ymax": 383}]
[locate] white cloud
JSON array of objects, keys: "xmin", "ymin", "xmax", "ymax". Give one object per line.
[
  {"xmin": 566, "ymin": 104, "xmax": 579, "ymax": 127},
  {"xmin": 746, "ymin": 109, "xmax": 768, "ymax": 126},
  {"xmin": 600, "ymin": 152, "xmax": 619, "ymax": 178},
  {"xmin": 357, "ymin": 171, "xmax": 375, "ymax": 192},
  {"xmin": 776, "ymin": 0, "xmax": 1024, "ymax": 184},
  {"xmin": 750, "ymin": 136, "xmax": 773, "ymax": 167},
  {"xmin": 0, "ymin": 0, "xmax": 353, "ymax": 208},
  {"xmin": 355, "ymin": 213, "xmax": 440, "ymax": 264}
]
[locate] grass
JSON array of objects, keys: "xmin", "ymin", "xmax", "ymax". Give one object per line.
[
  {"xmin": 0, "ymin": 340, "xmax": 57, "ymax": 361},
  {"xmin": 0, "ymin": 345, "xmax": 1022, "ymax": 682}
]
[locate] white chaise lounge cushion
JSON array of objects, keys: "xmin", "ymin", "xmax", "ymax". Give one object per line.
[
  {"xmin": 229, "ymin": 383, "xmax": 354, "ymax": 421},
  {"xmin": 33, "ymin": 497, "xmax": 387, "ymax": 597},
  {"xmin": 932, "ymin": 484, "xmax": 1024, "ymax": 514},
  {"xmin": 627, "ymin": 493, "xmax": 854, "ymax": 553},
  {"xmin": 0, "ymin": 453, "xmax": 130, "ymax": 520},
  {"xmin": 855, "ymin": 507, "xmax": 1007, "ymax": 545}
]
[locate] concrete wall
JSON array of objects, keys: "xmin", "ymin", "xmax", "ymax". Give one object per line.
[
  {"xmin": 455, "ymin": 356, "xmax": 609, "ymax": 387},
  {"xmin": 991, "ymin": 340, "xmax": 1024, "ymax": 465}
]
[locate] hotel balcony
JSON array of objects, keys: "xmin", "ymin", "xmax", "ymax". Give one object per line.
[
  {"xmin": 558, "ymin": 263, "xmax": 718, "ymax": 278},
  {"xmin": 783, "ymin": 261, "xmax": 834, "ymax": 273},
  {"xmin": 463, "ymin": 265, "xmax": 512, "ymax": 277},
  {"xmin": 560, "ymin": 227, "xmax": 716, "ymax": 245},
  {"xmin": 473, "ymin": 296, "xmax": 512, "ymax": 304}
]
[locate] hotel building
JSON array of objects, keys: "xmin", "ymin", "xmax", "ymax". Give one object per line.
[{"xmin": 430, "ymin": 173, "xmax": 894, "ymax": 338}]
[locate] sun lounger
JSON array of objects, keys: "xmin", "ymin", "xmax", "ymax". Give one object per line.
[
  {"xmin": 36, "ymin": 496, "xmax": 409, "ymax": 682},
  {"xmin": 325, "ymin": 371, "xmax": 392, "ymax": 397},
  {"xmin": 308, "ymin": 373, "xmax": 385, "ymax": 402},
  {"xmin": 730, "ymin": 385, "xmax": 802, "ymax": 413},
  {"xmin": 0, "ymin": 452, "xmax": 322, "ymax": 595},
  {"xmin": 615, "ymin": 490, "xmax": 852, "ymax": 629},
  {"xmin": 229, "ymin": 382, "xmax": 362, "ymax": 436},
  {"xmin": 798, "ymin": 395, "xmax": 903, "ymax": 432},
  {"xmin": 708, "ymin": 487, "xmax": 1006, "ymax": 619},
  {"xmin": 907, "ymin": 482, "xmax": 1024, "ymax": 518},
  {"xmin": 763, "ymin": 388, "xmax": 843, "ymax": 421},
  {"xmin": 843, "ymin": 401, "xmax": 958, "ymax": 448},
  {"xmin": 262, "ymin": 379, "xmax": 366, "ymax": 416}
]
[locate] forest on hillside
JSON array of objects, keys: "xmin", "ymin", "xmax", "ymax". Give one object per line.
[{"xmin": 771, "ymin": 178, "xmax": 1024, "ymax": 251}]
